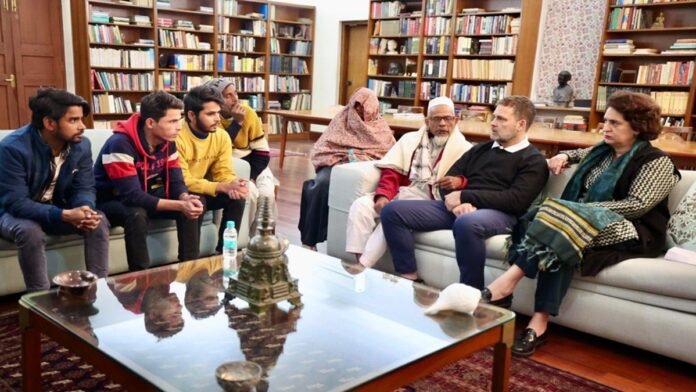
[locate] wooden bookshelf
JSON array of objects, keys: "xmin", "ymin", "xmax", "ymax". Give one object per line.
[
  {"xmin": 590, "ymin": 0, "xmax": 696, "ymax": 130},
  {"xmin": 366, "ymin": 0, "xmax": 541, "ymax": 113},
  {"xmin": 70, "ymin": 0, "xmax": 315, "ymax": 138}
]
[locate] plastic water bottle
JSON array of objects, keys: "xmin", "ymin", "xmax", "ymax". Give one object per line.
[
  {"xmin": 347, "ymin": 148, "xmax": 359, "ymax": 163},
  {"xmin": 223, "ymin": 221, "xmax": 238, "ymax": 279}
]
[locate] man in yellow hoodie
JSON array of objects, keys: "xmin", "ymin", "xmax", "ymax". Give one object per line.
[
  {"xmin": 204, "ymin": 78, "xmax": 277, "ymax": 236},
  {"xmin": 176, "ymin": 85, "xmax": 248, "ymax": 253}
]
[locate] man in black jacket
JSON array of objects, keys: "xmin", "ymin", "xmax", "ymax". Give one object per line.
[{"xmin": 381, "ymin": 96, "xmax": 549, "ymax": 289}]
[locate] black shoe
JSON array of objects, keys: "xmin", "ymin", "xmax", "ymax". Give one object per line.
[
  {"xmin": 480, "ymin": 288, "xmax": 513, "ymax": 309},
  {"xmin": 512, "ymin": 327, "xmax": 548, "ymax": 357}
]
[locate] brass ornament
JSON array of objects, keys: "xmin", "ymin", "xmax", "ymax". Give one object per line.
[{"xmin": 225, "ymin": 196, "xmax": 302, "ymax": 314}]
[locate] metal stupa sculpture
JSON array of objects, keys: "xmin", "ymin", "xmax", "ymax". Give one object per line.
[{"xmin": 226, "ymin": 196, "xmax": 302, "ymax": 314}]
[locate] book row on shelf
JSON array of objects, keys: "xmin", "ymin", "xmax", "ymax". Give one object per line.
[
  {"xmin": 268, "ymin": 75, "xmax": 302, "ymax": 92},
  {"xmin": 596, "ymin": 85, "xmax": 689, "ymax": 114},
  {"xmin": 426, "ymin": 0, "xmax": 455, "ymax": 15},
  {"xmin": 420, "ymin": 81, "xmax": 446, "ymax": 100},
  {"xmin": 88, "ymin": 25, "xmax": 127, "ymax": 45},
  {"xmin": 266, "ymin": 93, "xmax": 311, "ymax": 134},
  {"xmin": 373, "ymin": 18, "xmax": 422, "ymax": 36},
  {"xmin": 456, "ymin": 14, "xmax": 519, "ymax": 35},
  {"xmin": 424, "ymin": 17, "xmax": 452, "ymax": 36},
  {"xmin": 226, "ymin": 76, "xmax": 265, "ymax": 92},
  {"xmin": 370, "ymin": 1, "xmax": 405, "ymax": 19},
  {"xmin": 272, "ymin": 40, "xmax": 311, "ymax": 56},
  {"xmin": 222, "ymin": 20, "xmax": 267, "ymax": 35},
  {"xmin": 239, "ymin": 94, "xmax": 265, "ymax": 112},
  {"xmin": 450, "ymin": 82, "xmax": 512, "ymax": 105},
  {"xmin": 603, "ymin": 38, "xmax": 696, "ymax": 56},
  {"xmin": 218, "ymin": 55, "xmax": 265, "ymax": 73},
  {"xmin": 613, "ymin": 0, "xmax": 687, "ymax": 5},
  {"xmin": 93, "ymin": 94, "xmax": 139, "ymax": 115},
  {"xmin": 368, "ymin": 79, "xmax": 417, "ymax": 99},
  {"xmin": 423, "ymin": 59, "xmax": 448, "ymax": 78},
  {"xmin": 218, "ymin": 35, "xmax": 258, "ymax": 52},
  {"xmin": 424, "ymin": 36, "xmax": 450, "ymax": 54},
  {"xmin": 607, "ymin": 7, "xmax": 653, "ymax": 30},
  {"xmin": 269, "ymin": 56, "xmax": 309, "ymax": 74},
  {"xmin": 158, "ymin": 30, "xmax": 211, "ymax": 50},
  {"xmin": 90, "ymin": 48, "xmax": 155, "ymax": 69},
  {"xmin": 272, "ymin": 24, "xmax": 311, "ymax": 39},
  {"xmin": 91, "ymin": 71, "xmax": 154, "ymax": 91},
  {"xmin": 452, "ymin": 59, "xmax": 514, "ymax": 80},
  {"xmin": 160, "ymin": 54, "xmax": 215, "ymax": 71},
  {"xmin": 600, "ymin": 60, "xmax": 694, "ymax": 86},
  {"xmin": 456, "ymin": 36, "xmax": 518, "ymax": 55},
  {"xmin": 91, "ymin": 12, "xmax": 152, "ymax": 27},
  {"xmin": 158, "ymin": 72, "xmax": 213, "ymax": 92}
]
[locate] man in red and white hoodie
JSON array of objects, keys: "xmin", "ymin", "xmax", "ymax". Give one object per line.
[{"xmin": 94, "ymin": 91, "xmax": 204, "ymax": 271}]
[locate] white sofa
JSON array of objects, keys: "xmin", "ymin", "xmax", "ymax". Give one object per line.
[
  {"xmin": 0, "ymin": 129, "xmax": 252, "ymax": 296},
  {"xmin": 327, "ymin": 160, "xmax": 696, "ymax": 366}
]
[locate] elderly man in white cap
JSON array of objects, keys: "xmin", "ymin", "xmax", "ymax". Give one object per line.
[
  {"xmin": 345, "ymin": 96, "xmax": 472, "ymax": 268},
  {"xmin": 381, "ymin": 96, "xmax": 549, "ymax": 297}
]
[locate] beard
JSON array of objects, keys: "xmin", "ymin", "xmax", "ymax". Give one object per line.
[{"xmin": 433, "ymin": 134, "xmax": 450, "ymax": 147}]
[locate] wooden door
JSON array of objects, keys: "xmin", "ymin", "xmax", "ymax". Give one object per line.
[
  {"xmin": 10, "ymin": 0, "xmax": 66, "ymax": 125},
  {"xmin": 0, "ymin": 4, "xmax": 18, "ymax": 129},
  {"xmin": 339, "ymin": 21, "xmax": 368, "ymax": 105}
]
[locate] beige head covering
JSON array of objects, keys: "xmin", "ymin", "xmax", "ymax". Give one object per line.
[{"xmin": 310, "ymin": 88, "xmax": 395, "ymax": 170}]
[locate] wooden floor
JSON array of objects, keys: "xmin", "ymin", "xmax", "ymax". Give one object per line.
[{"xmin": 2, "ymin": 138, "xmax": 695, "ymax": 391}]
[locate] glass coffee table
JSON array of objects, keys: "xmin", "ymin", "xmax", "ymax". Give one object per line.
[{"xmin": 20, "ymin": 245, "xmax": 514, "ymax": 391}]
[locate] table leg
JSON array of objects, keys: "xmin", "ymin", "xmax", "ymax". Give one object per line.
[
  {"xmin": 279, "ymin": 116, "xmax": 289, "ymax": 169},
  {"xmin": 19, "ymin": 307, "xmax": 41, "ymax": 392},
  {"xmin": 491, "ymin": 320, "xmax": 514, "ymax": 392}
]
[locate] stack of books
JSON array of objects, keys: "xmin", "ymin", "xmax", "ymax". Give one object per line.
[
  {"xmin": 662, "ymin": 39, "xmax": 696, "ymax": 55},
  {"xmin": 156, "ymin": 0, "xmax": 171, "ymax": 8},
  {"xmin": 111, "ymin": 16, "xmax": 130, "ymax": 25},
  {"xmin": 130, "ymin": 15, "xmax": 152, "ymax": 27},
  {"xmin": 198, "ymin": 24, "xmax": 214, "ymax": 32},
  {"xmin": 92, "ymin": 11, "xmax": 110, "ymax": 24},
  {"xmin": 199, "ymin": 5, "xmax": 213, "ymax": 13},
  {"xmin": 603, "ymin": 39, "xmax": 634, "ymax": 54},
  {"xmin": 158, "ymin": 17, "xmax": 173, "ymax": 28},
  {"xmin": 175, "ymin": 20, "xmax": 195, "ymax": 30}
]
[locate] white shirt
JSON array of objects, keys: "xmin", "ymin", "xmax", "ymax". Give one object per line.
[
  {"xmin": 491, "ymin": 137, "xmax": 530, "ymax": 153},
  {"xmin": 40, "ymin": 153, "xmax": 67, "ymax": 203}
]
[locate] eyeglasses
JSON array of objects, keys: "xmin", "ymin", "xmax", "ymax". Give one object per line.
[{"xmin": 429, "ymin": 116, "xmax": 456, "ymax": 122}]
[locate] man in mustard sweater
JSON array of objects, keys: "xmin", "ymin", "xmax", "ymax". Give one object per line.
[
  {"xmin": 176, "ymin": 85, "xmax": 248, "ymax": 253},
  {"xmin": 204, "ymin": 78, "xmax": 277, "ymax": 236}
]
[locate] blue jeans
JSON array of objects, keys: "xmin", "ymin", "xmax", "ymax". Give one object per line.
[
  {"xmin": 381, "ymin": 200, "xmax": 517, "ymax": 289},
  {"xmin": 0, "ymin": 213, "xmax": 110, "ymax": 291}
]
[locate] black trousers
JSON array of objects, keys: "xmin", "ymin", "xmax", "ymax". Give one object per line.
[
  {"xmin": 98, "ymin": 199, "xmax": 199, "ymax": 271},
  {"xmin": 298, "ymin": 166, "xmax": 332, "ymax": 247}
]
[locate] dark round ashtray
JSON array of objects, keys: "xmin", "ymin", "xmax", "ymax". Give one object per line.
[
  {"xmin": 215, "ymin": 361, "xmax": 262, "ymax": 391},
  {"xmin": 52, "ymin": 270, "xmax": 97, "ymax": 295}
]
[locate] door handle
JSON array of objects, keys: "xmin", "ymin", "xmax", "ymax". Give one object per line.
[
  {"xmin": 4, "ymin": 74, "xmax": 15, "ymax": 88},
  {"xmin": 347, "ymin": 80, "xmax": 352, "ymax": 86}
]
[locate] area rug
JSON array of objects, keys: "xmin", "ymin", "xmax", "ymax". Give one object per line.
[
  {"xmin": 269, "ymin": 147, "xmax": 307, "ymax": 158},
  {"xmin": 0, "ymin": 310, "xmax": 615, "ymax": 391}
]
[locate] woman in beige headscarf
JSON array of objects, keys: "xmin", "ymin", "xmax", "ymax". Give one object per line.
[{"xmin": 299, "ymin": 88, "xmax": 394, "ymax": 249}]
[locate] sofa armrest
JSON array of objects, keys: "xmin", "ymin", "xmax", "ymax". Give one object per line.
[
  {"xmin": 328, "ymin": 161, "xmax": 381, "ymax": 214},
  {"xmin": 214, "ymin": 158, "xmax": 251, "ymax": 248},
  {"xmin": 326, "ymin": 161, "xmax": 380, "ymax": 260}
]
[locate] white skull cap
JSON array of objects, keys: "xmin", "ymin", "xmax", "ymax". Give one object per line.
[{"xmin": 427, "ymin": 96, "xmax": 455, "ymax": 116}]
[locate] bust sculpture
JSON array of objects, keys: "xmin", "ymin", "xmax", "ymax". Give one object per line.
[
  {"xmin": 378, "ymin": 39, "xmax": 387, "ymax": 54},
  {"xmin": 386, "ymin": 39, "xmax": 398, "ymax": 54},
  {"xmin": 552, "ymin": 70, "xmax": 574, "ymax": 108}
]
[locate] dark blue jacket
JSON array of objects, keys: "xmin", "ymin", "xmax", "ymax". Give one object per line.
[{"xmin": 0, "ymin": 124, "xmax": 97, "ymax": 225}]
